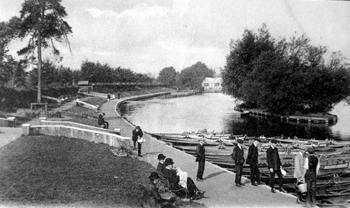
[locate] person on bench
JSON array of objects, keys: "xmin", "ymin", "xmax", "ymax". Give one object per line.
[
  {"xmin": 98, "ymin": 112, "xmax": 109, "ymax": 129},
  {"xmin": 162, "ymin": 158, "xmax": 205, "ymax": 200}
]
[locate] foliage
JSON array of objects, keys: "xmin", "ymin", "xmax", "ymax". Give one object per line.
[
  {"xmin": 177, "ymin": 62, "xmax": 215, "ymax": 90},
  {"xmin": 0, "ymin": 86, "xmax": 78, "ymax": 112},
  {"xmin": 29, "ymin": 59, "xmax": 73, "ymax": 87},
  {"xmin": 80, "ymin": 60, "xmax": 154, "ymax": 83},
  {"xmin": 157, "ymin": 66, "xmax": 177, "ymax": 86},
  {"xmin": 223, "ymin": 25, "xmax": 350, "ymax": 114},
  {"xmin": 12, "ymin": 0, "xmax": 72, "ymax": 102}
]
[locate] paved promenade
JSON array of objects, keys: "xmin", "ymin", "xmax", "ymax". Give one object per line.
[{"xmin": 100, "ymin": 93, "xmax": 302, "ymax": 208}]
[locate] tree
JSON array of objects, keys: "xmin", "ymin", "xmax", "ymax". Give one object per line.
[
  {"xmin": 0, "ymin": 21, "xmax": 18, "ymax": 87},
  {"xmin": 157, "ymin": 66, "xmax": 177, "ymax": 86},
  {"xmin": 14, "ymin": 0, "xmax": 72, "ymax": 102},
  {"xmin": 223, "ymin": 25, "xmax": 350, "ymax": 115},
  {"xmin": 178, "ymin": 62, "xmax": 215, "ymax": 90}
]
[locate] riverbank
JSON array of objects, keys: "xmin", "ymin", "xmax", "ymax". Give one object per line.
[{"xmin": 100, "ymin": 92, "xmax": 301, "ymax": 208}]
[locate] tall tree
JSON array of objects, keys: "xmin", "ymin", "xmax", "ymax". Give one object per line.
[
  {"xmin": 14, "ymin": 0, "xmax": 72, "ymax": 102},
  {"xmin": 157, "ymin": 66, "xmax": 177, "ymax": 86}
]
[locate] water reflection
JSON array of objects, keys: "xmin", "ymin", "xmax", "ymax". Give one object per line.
[{"xmin": 120, "ymin": 93, "xmax": 350, "ymax": 141}]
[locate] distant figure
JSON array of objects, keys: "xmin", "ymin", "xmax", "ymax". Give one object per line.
[
  {"xmin": 98, "ymin": 112, "xmax": 109, "ymax": 129},
  {"xmin": 117, "ymin": 92, "xmax": 121, "ymax": 99},
  {"xmin": 107, "ymin": 93, "xmax": 111, "ymax": 102},
  {"xmin": 196, "ymin": 139, "xmax": 205, "ymax": 181},
  {"xmin": 132, "ymin": 126, "xmax": 144, "ymax": 156},
  {"xmin": 267, "ymin": 139, "xmax": 286, "ymax": 193},
  {"xmin": 246, "ymin": 138, "xmax": 261, "ymax": 186},
  {"xmin": 233, "ymin": 138, "xmax": 245, "ymax": 187},
  {"xmin": 305, "ymin": 147, "xmax": 319, "ymax": 207}
]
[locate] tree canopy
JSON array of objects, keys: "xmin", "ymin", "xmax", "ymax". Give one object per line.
[
  {"xmin": 222, "ymin": 25, "xmax": 350, "ymax": 115},
  {"xmin": 177, "ymin": 62, "xmax": 215, "ymax": 90},
  {"xmin": 157, "ymin": 66, "xmax": 177, "ymax": 87},
  {"xmin": 12, "ymin": 0, "xmax": 72, "ymax": 102},
  {"xmin": 80, "ymin": 61, "xmax": 153, "ymax": 84}
]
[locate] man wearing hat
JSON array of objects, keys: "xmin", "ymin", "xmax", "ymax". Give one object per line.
[
  {"xmin": 233, "ymin": 138, "xmax": 245, "ymax": 187},
  {"xmin": 267, "ymin": 139, "xmax": 286, "ymax": 193},
  {"xmin": 132, "ymin": 126, "xmax": 143, "ymax": 156},
  {"xmin": 246, "ymin": 138, "xmax": 261, "ymax": 186},
  {"xmin": 304, "ymin": 147, "xmax": 319, "ymax": 207},
  {"xmin": 196, "ymin": 139, "xmax": 206, "ymax": 181},
  {"xmin": 157, "ymin": 154, "xmax": 166, "ymax": 173}
]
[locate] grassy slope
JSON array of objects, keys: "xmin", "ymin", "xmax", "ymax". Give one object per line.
[{"xmin": 0, "ymin": 135, "xmax": 153, "ymax": 206}]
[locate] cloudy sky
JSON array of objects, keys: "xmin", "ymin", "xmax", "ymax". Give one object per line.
[{"xmin": 0, "ymin": 0, "xmax": 349, "ymax": 75}]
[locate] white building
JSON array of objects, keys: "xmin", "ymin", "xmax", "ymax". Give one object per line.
[{"xmin": 202, "ymin": 77, "xmax": 223, "ymax": 92}]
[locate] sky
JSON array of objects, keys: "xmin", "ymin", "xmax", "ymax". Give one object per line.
[{"xmin": 0, "ymin": 0, "xmax": 350, "ymax": 76}]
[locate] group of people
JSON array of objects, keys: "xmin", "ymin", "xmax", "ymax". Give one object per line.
[
  {"xmin": 235, "ymin": 138, "xmax": 319, "ymax": 207},
  {"xmin": 148, "ymin": 153, "xmax": 205, "ymax": 203}
]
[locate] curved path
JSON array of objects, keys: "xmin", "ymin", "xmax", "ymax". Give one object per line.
[{"xmin": 99, "ymin": 92, "xmax": 302, "ymax": 208}]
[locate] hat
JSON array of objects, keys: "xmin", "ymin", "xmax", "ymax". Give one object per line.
[
  {"xmin": 237, "ymin": 138, "xmax": 243, "ymax": 144},
  {"xmin": 149, "ymin": 172, "xmax": 159, "ymax": 181},
  {"xmin": 306, "ymin": 147, "xmax": 315, "ymax": 154},
  {"xmin": 270, "ymin": 139, "xmax": 277, "ymax": 144},
  {"xmin": 135, "ymin": 126, "xmax": 141, "ymax": 129},
  {"xmin": 164, "ymin": 158, "xmax": 174, "ymax": 166},
  {"xmin": 157, "ymin": 154, "xmax": 166, "ymax": 160}
]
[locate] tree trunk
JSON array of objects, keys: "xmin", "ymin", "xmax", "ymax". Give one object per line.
[{"xmin": 37, "ymin": 32, "xmax": 42, "ymax": 103}]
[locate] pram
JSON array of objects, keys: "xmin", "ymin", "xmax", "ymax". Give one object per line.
[{"xmin": 295, "ymin": 180, "xmax": 307, "ymax": 204}]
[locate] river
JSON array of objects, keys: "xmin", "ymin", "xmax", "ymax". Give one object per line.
[{"xmin": 120, "ymin": 93, "xmax": 350, "ymax": 141}]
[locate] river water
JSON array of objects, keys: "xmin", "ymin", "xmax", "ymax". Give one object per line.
[{"xmin": 120, "ymin": 93, "xmax": 350, "ymax": 141}]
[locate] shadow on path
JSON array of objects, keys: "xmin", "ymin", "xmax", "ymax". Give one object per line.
[{"xmin": 203, "ymin": 171, "xmax": 227, "ymax": 180}]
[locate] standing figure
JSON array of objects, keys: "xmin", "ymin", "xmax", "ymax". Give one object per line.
[
  {"xmin": 246, "ymin": 138, "xmax": 261, "ymax": 186},
  {"xmin": 132, "ymin": 126, "xmax": 143, "ymax": 156},
  {"xmin": 305, "ymin": 147, "xmax": 319, "ymax": 207},
  {"xmin": 266, "ymin": 139, "xmax": 286, "ymax": 193},
  {"xmin": 233, "ymin": 138, "xmax": 245, "ymax": 187},
  {"xmin": 196, "ymin": 139, "xmax": 206, "ymax": 181}
]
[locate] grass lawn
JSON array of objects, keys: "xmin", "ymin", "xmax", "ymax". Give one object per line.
[
  {"xmin": 62, "ymin": 97, "xmax": 107, "ymax": 127},
  {"xmin": 0, "ymin": 135, "xmax": 154, "ymax": 207}
]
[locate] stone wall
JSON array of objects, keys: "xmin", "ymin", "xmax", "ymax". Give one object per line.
[{"xmin": 23, "ymin": 124, "xmax": 131, "ymax": 150}]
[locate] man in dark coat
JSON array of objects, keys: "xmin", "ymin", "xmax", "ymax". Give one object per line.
[
  {"xmin": 196, "ymin": 140, "xmax": 205, "ymax": 181},
  {"xmin": 233, "ymin": 138, "xmax": 245, "ymax": 187},
  {"xmin": 132, "ymin": 126, "xmax": 143, "ymax": 155},
  {"xmin": 305, "ymin": 147, "xmax": 319, "ymax": 206},
  {"xmin": 266, "ymin": 139, "xmax": 286, "ymax": 193},
  {"xmin": 157, "ymin": 154, "xmax": 166, "ymax": 173},
  {"xmin": 246, "ymin": 138, "xmax": 261, "ymax": 186},
  {"xmin": 98, "ymin": 112, "xmax": 109, "ymax": 129}
]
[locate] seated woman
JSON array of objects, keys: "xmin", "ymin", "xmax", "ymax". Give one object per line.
[{"xmin": 162, "ymin": 158, "xmax": 204, "ymax": 200}]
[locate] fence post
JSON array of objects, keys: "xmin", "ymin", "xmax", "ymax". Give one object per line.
[{"xmin": 22, "ymin": 124, "xmax": 31, "ymax": 136}]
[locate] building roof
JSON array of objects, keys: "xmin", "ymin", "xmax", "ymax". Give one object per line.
[
  {"xmin": 78, "ymin": 81, "xmax": 89, "ymax": 86},
  {"xmin": 202, "ymin": 77, "xmax": 222, "ymax": 83}
]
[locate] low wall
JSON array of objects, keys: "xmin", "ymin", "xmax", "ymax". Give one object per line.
[
  {"xmin": 23, "ymin": 124, "xmax": 131, "ymax": 150},
  {"xmin": 0, "ymin": 117, "xmax": 16, "ymax": 127},
  {"xmin": 39, "ymin": 120, "xmax": 121, "ymax": 135}
]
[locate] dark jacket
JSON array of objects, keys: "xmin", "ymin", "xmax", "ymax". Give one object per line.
[
  {"xmin": 162, "ymin": 168, "xmax": 180, "ymax": 190},
  {"xmin": 233, "ymin": 145, "xmax": 244, "ymax": 165},
  {"xmin": 307, "ymin": 155, "xmax": 318, "ymax": 172},
  {"xmin": 98, "ymin": 114, "xmax": 104, "ymax": 125},
  {"xmin": 196, "ymin": 144, "xmax": 205, "ymax": 162},
  {"xmin": 266, "ymin": 146, "xmax": 281, "ymax": 170},
  {"xmin": 132, "ymin": 128, "xmax": 143, "ymax": 142},
  {"xmin": 157, "ymin": 162, "xmax": 166, "ymax": 173},
  {"xmin": 246, "ymin": 143, "xmax": 259, "ymax": 165}
]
